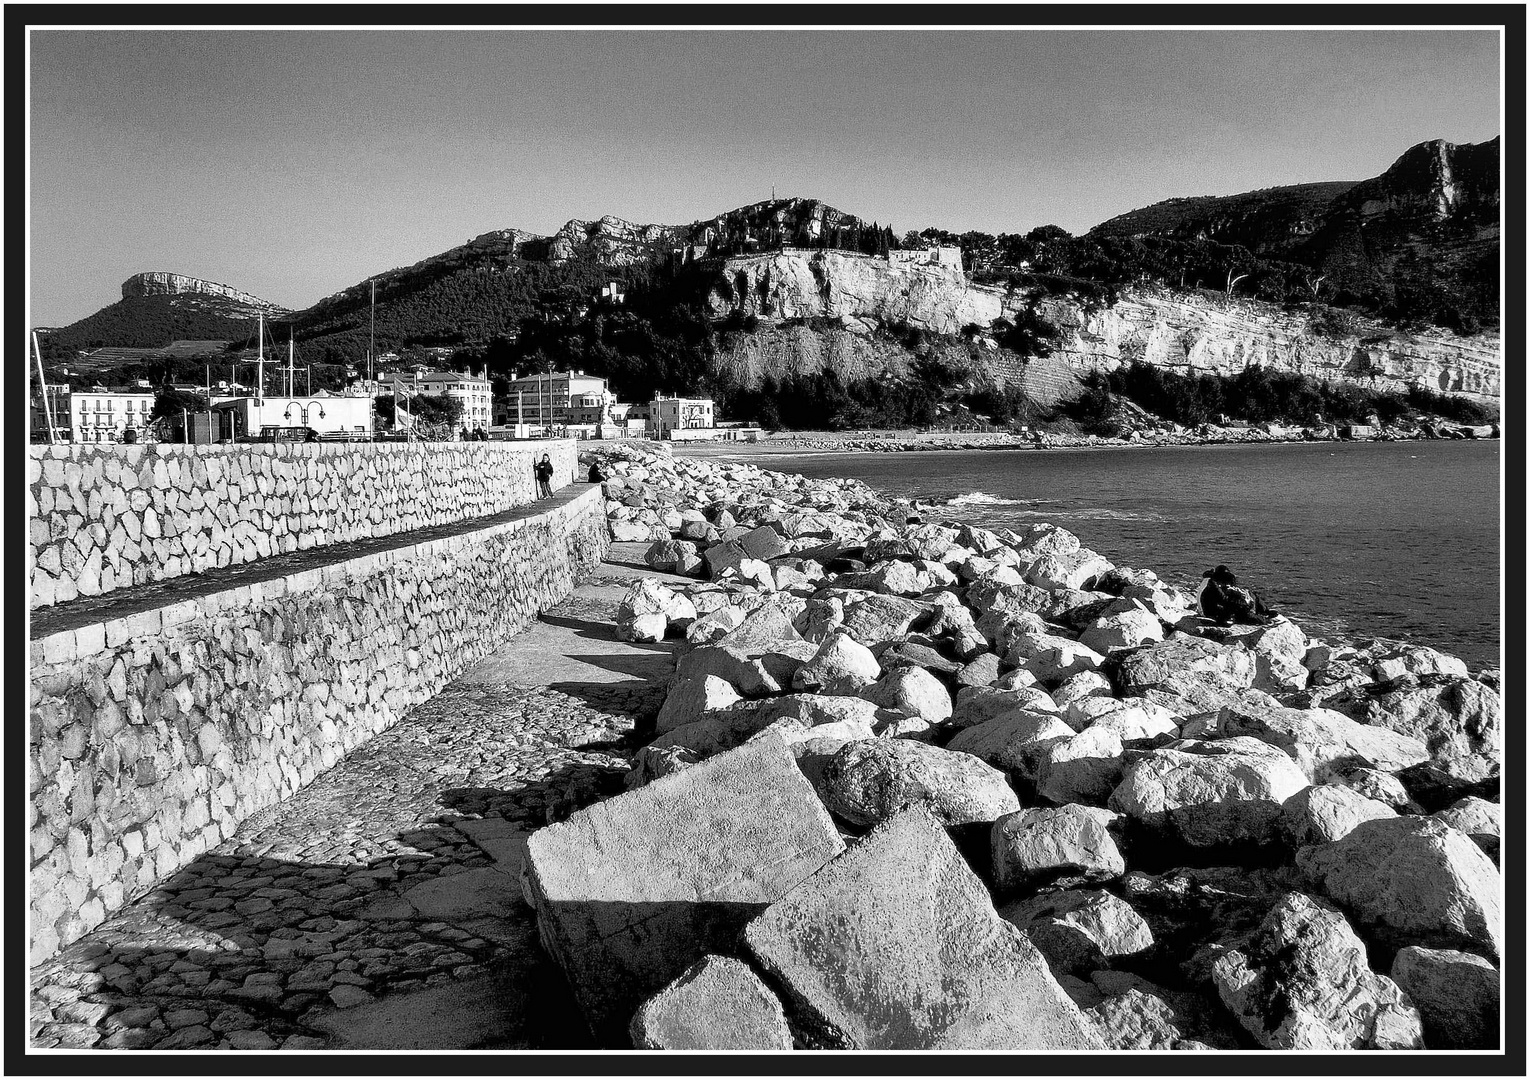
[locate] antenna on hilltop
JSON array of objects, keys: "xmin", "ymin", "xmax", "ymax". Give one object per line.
[{"xmin": 772, "ymin": 186, "xmax": 776, "ymax": 202}]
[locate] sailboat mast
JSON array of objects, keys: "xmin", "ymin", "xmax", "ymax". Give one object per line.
[
  {"xmin": 256, "ymin": 313, "xmax": 264, "ymax": 402},
  {"xmin": 369, "ymin": 280, "xmax": 376, "ymax": 386},
  {"xmin": 288, "ymin": 328, "xmax": 295, "ymax": 397}
]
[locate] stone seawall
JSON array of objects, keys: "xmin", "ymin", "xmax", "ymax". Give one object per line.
[
  {"xmin": 27, "ymin": 440, "xmax": 578, "ymax": 610},
  {"xmin": 27, "ymin": 485, "xmax": 609, "ymax": 964}
]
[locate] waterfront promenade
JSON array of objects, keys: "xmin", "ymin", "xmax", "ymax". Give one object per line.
[{"xmin": 30, "ymin": 544, "xmax": 682, "ymax": 1051}]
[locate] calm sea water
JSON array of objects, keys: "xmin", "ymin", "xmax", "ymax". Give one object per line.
[{"xmin": 758, "ymin": 441, "xmax": 1502, "ymax": 670}]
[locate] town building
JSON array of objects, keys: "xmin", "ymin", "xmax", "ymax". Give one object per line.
[
  {"xmin": 649, "ymin": 395, "xmax": 715, "ymax": 438},
  {"xmin": 389, "ymin": 369, "xmax": 493, "ymax": 431},
  {"xmin": 38, "ymin": 387, "xmax": 158, "ymax": 443},
  {"xmin": 503, "ymin": 371, "xmax": 613, "ymax": 430}
]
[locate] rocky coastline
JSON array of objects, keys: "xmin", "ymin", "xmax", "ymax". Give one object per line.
[
  {"xmin": 516, "ymin": 443, "xmax": 1503, "ymax": 1051},
  {"xmin": 745, "ymin": 417, "xmax": 1501, "ymax": 455}
]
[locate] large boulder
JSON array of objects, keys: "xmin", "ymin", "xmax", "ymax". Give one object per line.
[
  {"xmin": 716, "ymin": 594, "xmax": 807, "ymax": 650},
  {"xmin": 616, "ymin": 579, "xmax": 697, "ymax": 637},
  {"xmin": 1033, "ymin": 726, "xmax": 1126, "ymax": 806},
  {"xmin": 654, "ymin": 675, "xmax": 744, "ymax": 733},
  {"xmin": 1078, "ymin": 607, "xmax": 1164, "ymax": 655},
  {"xmin": 947, "ymin": 709, "xmax": 1074, "ymax": 776},
  {"xmin": 743, "ymin": 808, "xmax": 1105, "ymax": 1050},
  {"xmin": 1073, "ymin": 699, "xmax": 1180, "ymax": 744},
  {"xmin": 950, "ymin": 685, "xmax": 1059, "ymax": 729},
  {"xmin": 1003, "ymin": 631, "xmax": 1106, "ymax": 684},
  {"xmin": 1390, "ymin": 946, "xmax": 1499, "ymax": 1050},
  {"xmin": 1108, "ymin": 737, "xmax": 1310, "ymax": 848},
  {"xmin": 644, "ymin": 538, "xmax": 701, "ymax": 575},
  {"xmin": 991, "ymin": 805, "xmax": 1126, "ymax": 892},
  {"xmin": 1431, "ymin": 796, "xmax": 1500, "ymax": 860},
  {"xmin": 791, "ymin": 631, "xmax": 881, "ymax": 696},
  {"xmin": 838, "ymin": 595, "xmax": 932, "ymax": 648},
  {"xmin": 1279, "ymin": 784, "xmax": 1396, "ymax": 847},
  {"xmin": 738, "ymin": 524, "xmax": 792, "ymax": 562},
  {"xmin": 1208, "ymin": 700, "xmax": 1429, "ymax": 781},
  {"xmin": 1115, "ymin": 635, "xmax": 1258, "ymax": 709},
  {"xmin": 629, "ymin": 955, "xmax": 792, "ymax": 1050},
  {"xmin": 1000, "ymin": 890, "xmax": 1154, "ymax": 974},
  {"xmin": 1217, "ymin": 617, "xmax": 1310, "ymax": 692},
  {"xmin": 676, "ymin": 641, "xmax": 818, "ymax": 698},
  {"xmin": 1024, "ymin": 549, "xmax": 1114, "ymax": 591},
  {"xmin": 835, "ymin": 560, "xmax": 929, "ymax": 597},
  {"xmin": 1322, "ymin": 676, "xmax": 1500, "ymax": 782},
  {"xmin": 1212, "ymin": 893, "xmax": 1423, "ymax": 1049},
  {"xmin": 521, "ymin": 736, "xmax": 844, "ymax": 1043},
  {"xmin": 1296, "ymin": 816, "xmax": 1502, "ymax": 957},
  {"xmin": 1367, "ymin": 643, "xmax": 1470, "ymax": 682},
  {"xmin": 857, "ymin": 667, "xmax": 953, "ymax": 725},
  {"xmin": 1085, "ymin": 973, "xmax": 1239, "ymax": 1050},
  {"xmin": 819, "ymin": 739, "xmax": 1020, "ymax": 828}
]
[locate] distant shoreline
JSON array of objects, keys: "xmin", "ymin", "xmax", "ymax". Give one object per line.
[{"xmin": 656, "ymin": 427, "xmax": 1500, "ymax": 461}]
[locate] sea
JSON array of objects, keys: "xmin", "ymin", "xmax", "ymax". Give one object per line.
[{"xmin": 751, "ymin": 440, "xmax": 1503, "ymax": 671}]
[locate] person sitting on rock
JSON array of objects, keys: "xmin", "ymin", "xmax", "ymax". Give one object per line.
[
  {"xmin": 1196, "ymin": 565, "xmax": 1276, "ymax": 625},
  {"xmin": 588, "ymin": 461, "xmax": 606, "ymax": 484}
]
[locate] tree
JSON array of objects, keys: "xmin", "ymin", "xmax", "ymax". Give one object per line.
[{"xmin": 150, "ymin": 386, "xmax": 208, "ymax": 422}]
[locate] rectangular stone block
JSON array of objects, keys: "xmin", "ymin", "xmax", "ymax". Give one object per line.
[
  {"xmin": 522, "ymin": 734, "xmax": 844, "ymax": 1044},
  {"xmin": 743, "ymin": 806, "xmax": 1104, "ymax": 1050}
]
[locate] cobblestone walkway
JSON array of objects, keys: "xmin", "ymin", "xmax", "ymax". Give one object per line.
[{"xmin": 30, "ymin": 572, "xmax": 670, "ymax": 1051}]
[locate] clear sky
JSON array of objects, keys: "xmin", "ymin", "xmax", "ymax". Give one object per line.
[{"xmin": 29, "ymin": 27, "xmax": 1501, "ymax": 326}]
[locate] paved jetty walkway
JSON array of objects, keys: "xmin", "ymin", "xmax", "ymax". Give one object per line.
[{"xmin": 29, "ymin": 544, "xmax": 683, "ymax": 1051}]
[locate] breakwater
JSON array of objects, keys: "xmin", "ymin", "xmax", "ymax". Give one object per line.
[{"xmin": 521, "ymin": 442, "xmax": 1501, "ymax": 1050}]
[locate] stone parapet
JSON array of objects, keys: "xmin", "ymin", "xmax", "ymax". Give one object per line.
[
  {"xmin": 26, "ymin": 440, "xmax": 577, "ymax": 609},
  {"xmin": 27, "ymin": 484, "xmax": 609, "ymax": 964}
]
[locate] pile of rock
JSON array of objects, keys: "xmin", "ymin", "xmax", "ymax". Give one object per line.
[{"xmin": 531, "ymin": 445, "xmax": 1501, "ymax": 1051}]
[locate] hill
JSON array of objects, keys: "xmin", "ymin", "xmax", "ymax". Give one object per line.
[
  {"xmin": 39, "ymin": 274, "xmax": 286, "ymax": 363},
  {"xmin": 34, "ymin": 138, "xmax": 1499, "ymax": 428}
]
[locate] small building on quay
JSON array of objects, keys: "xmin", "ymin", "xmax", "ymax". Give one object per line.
[{"xmin": 209, "ymin": 391, "xmax": 374, "ymax": 441}]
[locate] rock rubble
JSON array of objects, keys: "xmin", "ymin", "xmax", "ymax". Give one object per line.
[{"xmin": 529, "ymin": 442, "xmax": 1503, "ymax": 1051}]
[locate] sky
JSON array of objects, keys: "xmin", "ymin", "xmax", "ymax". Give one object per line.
[{"xmin": 29, "ymin": 26, "xmax": 1502, "ymax": 327}]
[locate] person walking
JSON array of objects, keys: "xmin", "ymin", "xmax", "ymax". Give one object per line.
[{"xmin": 535, "ymin": 453, "xmax": 555, "ymax": 499}]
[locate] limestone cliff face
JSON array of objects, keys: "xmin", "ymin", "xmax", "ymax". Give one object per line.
[
  {"xmin": 121, "ymin": 272, "xmax": 277, "ymax": 310},
  {"xmin": 707, "ymin": 250, "xmax": 1500, "ymax": 399},
  {"xmin": 1035, "ymin": 289, "xmax": 1501, "ymax": 398},
  {"xmin": 710, "ymin": 250, "xmax": 1009, "ymax": 336},
  {"xmin": 547, "ymin": 216, "xmax": 683, "ymax": 265}
]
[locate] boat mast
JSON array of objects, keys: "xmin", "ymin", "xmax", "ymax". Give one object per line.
[
  {"xmin": 256, "ymin": 313, "xmax": 264, "ymax": 402},
  {"xmin": 288, "ymin": 327, "xmax": 295, "ymax": 397},
  {"xmin": 33, "ymin": 332, "xmax": 57, "ymax": 444},
  {"xmin": 369, "ymin": 280, "xmax": 376, "ymax": 386}
]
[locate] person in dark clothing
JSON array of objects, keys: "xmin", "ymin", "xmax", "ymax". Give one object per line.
[
  {"xmin": 587, "ymin": 461, "xmax": 605, "ymax": 484},
  {"xmin": 1196, "ymin": 565, "xmax": 1276, "ymax": 625},
  {"xmin": 535, "ymin": 454, "xmax": 554, "ymax": 498}
]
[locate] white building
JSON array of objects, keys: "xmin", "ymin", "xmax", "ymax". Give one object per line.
[
  {"xmin": 52, "ymin": 388, "xmax": 158, "ymax": 443},
  {"xmin": 650, "ymin": 395, "xmax": 715, "ymax": 438},
  {"xmin": 210, "ymin": 392, "xmax": 374, "ymax": 441},
  {"xmin": 504, "ymin": 371, "xmax": 613, "ymax": 429},
  {"xmin": 390, "ymin": 369, "xmax": 493, "ymax": 431}
]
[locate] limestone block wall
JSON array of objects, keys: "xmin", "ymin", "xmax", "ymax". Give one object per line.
[
  {"xmin": 27, "ymin": 440, "xmax": 577, "ymax": 609},
  {"xmin": 27, "ymin": 486, "xmax": 609, "ymax": 964}
]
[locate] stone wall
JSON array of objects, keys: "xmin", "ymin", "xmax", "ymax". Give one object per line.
[
  {"xmin": 27, "ymin": 440, "xmax": 578, "ymax": 610},
  {"xmin": 27, "ymin": 486, "xmax": 609, "ymax": 964}
]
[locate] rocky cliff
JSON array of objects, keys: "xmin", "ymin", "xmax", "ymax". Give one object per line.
[
  {"xmin": 1035, "ymin": 289, "xmax": 1501, "ymax": 399},
  {"xmin": 121, "ymin": 272, "xmax": 279, "ymax": 310},
  {"xmin": 710, "ymin": 250, "xmax": 1009, "ymax": 336},
  {"xmin": 708, "ymin": 250, "xmax": 1500, "ymax": 400}
]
